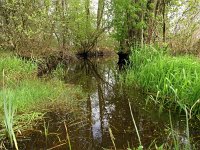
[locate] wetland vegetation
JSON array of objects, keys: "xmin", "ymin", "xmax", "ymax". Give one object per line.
[{"xmin": 0, "ymin": 0, "xmax": 200, "ymax": 149}]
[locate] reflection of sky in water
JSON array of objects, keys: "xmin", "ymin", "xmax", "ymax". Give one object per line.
[
  {"xmin": 90, "ymin": 69, "xmax": 116, "ymax": 143},
  {"xmin": 91, "ymin": 91, "xmax": 116, "ymax": 143},
  {"xmin": 104, "ymin": 69, "xmax": 115, "ymax": 97},
  {"xmin": 91, "ymin": 92, "xmax": 102, "ymax": 142},
  {"xmin": 104, "ymin": 104, "xmax": 115, "ymax": 128}
]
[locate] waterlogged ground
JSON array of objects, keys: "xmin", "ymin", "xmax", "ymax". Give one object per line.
[{"xmin": 14, "ymin": 57, "xmax": 200, "ymax": 149}]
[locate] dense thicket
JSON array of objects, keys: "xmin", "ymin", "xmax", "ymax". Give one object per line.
[{"xmin": 0, "ymin": 0, "xmax": 111, "ymax": 55}]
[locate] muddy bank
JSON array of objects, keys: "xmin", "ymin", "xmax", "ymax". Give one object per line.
[{"xmin": 17, "ymin": 47, "xmax": 116, "ymax": 60}]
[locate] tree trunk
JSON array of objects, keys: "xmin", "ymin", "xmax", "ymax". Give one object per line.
[
  {"xmin": 62, "ymin": 0, "xmax": 66, "ymax": 49},
  {"xmin": 162, "ymin": 0, "xmax": 166, "ymax": 43},
  {"xmin": 97, "ymin": 0, "xmax": 105, "ymax": 30}
]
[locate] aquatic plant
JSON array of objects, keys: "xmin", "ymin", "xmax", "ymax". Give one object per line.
[
  {"xmin": 3, "ymin": 91, "xmax": 18, "ymax": 150},
  {"xmin": 128, "ymin": 100, "xmax": 142, "ymax": 147},
  {"xmin": 127, "ymin": 109, "xmax": 192, "ymax": 150},
  {"xmin": 64, "ymin": 121, "xmax": 72, "ymax": 150},
  {"xmin": 161, "ymin": 108, "xmax": 192, "ymax": 150},
  {"xmin": 2, "ymin": 70, "xmax": 18, "ymax": 150},
  {"xmin": 126, "ymin": 45, "xmax": 200, "ymax": 114},
  {"xmin": 109, "ymin": 127, "xmax": 117, "ymax": 150}
]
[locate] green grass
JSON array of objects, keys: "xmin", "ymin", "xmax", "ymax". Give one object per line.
[
  {"xmin": 1, "ymin": 79, "xmax": 85, "ymax": 112},
  {"xmin": 126, "ymin": 45, "xmax": 200, "ymax": 114},
  {"xmin": 0, "ymin": 55, "xmax": 85, "ymax": 112},
  {"xmin": 0, "ymin": 54, "xmax": 86, "ymax": 144},
  {"xmin": 0, "ymin": 56, "xmax": 36, "ymax": 75},
  {"xmin": 0, "ymin": 56, "xmax": 37, "ymax": 87}
]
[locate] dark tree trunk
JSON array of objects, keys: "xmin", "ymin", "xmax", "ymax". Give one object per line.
[{"xmin": 162, "ymin": 0, "xmax": 166, "ymax": 42}]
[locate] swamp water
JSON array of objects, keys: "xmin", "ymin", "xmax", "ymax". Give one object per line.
[{"xmin": 16, "ymin": 57, "xmax": 200, "ymax": 149}]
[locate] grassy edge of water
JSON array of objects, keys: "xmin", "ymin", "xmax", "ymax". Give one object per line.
[
  {"xmin": 0, "ymin": 54, "xmax": 86, "ymax": 148},
  {"xmin": 123, "ymin": 45, "xmax": 200, "ymax": 149},
  {"xmin": 125, "ymin": 45, "xmax": 200, "ymax": 115}
]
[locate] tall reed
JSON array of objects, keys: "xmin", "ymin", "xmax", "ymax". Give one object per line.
[{"xmin": 2, "ymin": 70, "xmax": 18, "ymax": 150}]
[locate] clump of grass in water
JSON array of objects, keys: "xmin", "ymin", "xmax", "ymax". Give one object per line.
[
  {"xmin": 125, "ymin": 45, "xmax": 200, "ymax": 114},
  {"xmin": 2, "ymin": 70, "xmax": 18, "ymax": 150},
  {"xmin": 166, "ymin": 106, "xmax": 191, "ymax": 150},
  {"xmin": 3, "ymin": 92, "xmax": 18, "ymax": 150}
]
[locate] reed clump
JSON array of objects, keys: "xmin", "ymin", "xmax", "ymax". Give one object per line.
[{"xmin": 126, "ymin": 45, "xmax": 200, "ymax": 114}]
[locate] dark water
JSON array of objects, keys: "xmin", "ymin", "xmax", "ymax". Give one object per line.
[{"xmin": 17, "ymin": 57, "xmax": 200, "ymax": 150}]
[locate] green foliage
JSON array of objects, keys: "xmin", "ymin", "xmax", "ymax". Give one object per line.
[
  {"xmin": 112, "ymin": 0, "xmax": 145, "ymax": 47},
  {"xmin": 1, "ymin": 0, "xmax": 199, "ymax": 55},
  {"xmin": 126, "ymin": 46, "xmax": 200, "ymax": 114},
  {"xmin": 0, "ymin": 0, "xmax": 112, "ymax": 53},
  {"xmin": 0, "ymin": 0, "xmax": 55, "ymax": 51},
  {"xmin": 168, "ymin": 0, "xmax": 200, "ymax": 55},
  {"xmin": 67, "ymin": 0, "xmax": 97, "ymax": 51}
]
